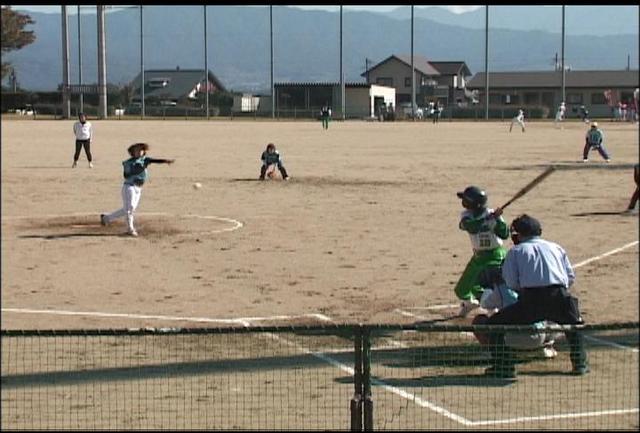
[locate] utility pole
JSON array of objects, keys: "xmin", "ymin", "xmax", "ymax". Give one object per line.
[
  {"xmin": 484, "ymin": 5, "xmax": 489, "ymax": 120},
  {"xmin": 270, "ymin": 5, "xmax": 274, "ymax": 118},
  {"xmin": 140, "ymin": 6, "xmax": 145, "ymax": 118},
  {"xmin": 411, "ymin": 5, "xmax": 415, "ymax": 120},
  {"xmin": 340, "ymin": 5, "xmax": 345, "ymax": 120},
  {"xmin": 204, "ymin": 5, "xmax": 209, "ymax": 119},
  {"xmin": 365, "ymin": 58, "xmax": 370, "ymax": 84},
  {"xmin": 97, "ymin": 5, "xmax": 107, "ymax": 119},
  {"xmin": 561, "ymin": 5, "xmax": 566, "ymax": 105},
  {"xmin": 77, "ymin": 6, "xmax": 83, "ymax": 113},
  {"xmin": 61, "ymin": 6, "xmax": 71, "ymax": 118}
]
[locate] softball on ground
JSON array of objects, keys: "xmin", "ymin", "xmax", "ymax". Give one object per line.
[{"xmin": 193, "ymin": 182, "xmax": 202, "ymax": 189}]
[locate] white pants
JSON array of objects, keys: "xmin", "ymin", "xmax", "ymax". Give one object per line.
[
  {"xmin": 510, "ymin": 118, "xmax": 525, "ymax": 132},
  {"xmin": 104, "ymin": 184, "xmax": 142, "ymax": 232}
]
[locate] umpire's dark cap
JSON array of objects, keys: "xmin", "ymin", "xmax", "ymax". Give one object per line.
[{"xmin": 510, "ymin": 214, "xmax": 542, "ymax": 237}]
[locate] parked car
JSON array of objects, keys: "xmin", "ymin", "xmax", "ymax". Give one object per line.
[{"xmin": 13, "ymin": 104, "xmax": 36, "ymax": 115}]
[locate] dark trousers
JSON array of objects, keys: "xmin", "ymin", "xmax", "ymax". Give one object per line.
[
  {"xmin": 486, "ymin": 285, "xmax": 588, "ymax": 372},
  {"xmin": 74, "ymin": 140, "xmax": 92, "ymax": 162},
  {"xmin": 260, "ymin": 162, "xmax": 288, "ymax": 180},
  {"xmin": 583, "ymin": 142, "xmax": 610, "ymax": 160}
]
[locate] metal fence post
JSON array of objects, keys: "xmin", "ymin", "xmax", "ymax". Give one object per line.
[
  {"xmin": 363, "ymin": 327, "xmax": 373, "ymax": 431},
  {"xmin": 350, "ymin": 326, "xmax": 363, "ymax": 431}
]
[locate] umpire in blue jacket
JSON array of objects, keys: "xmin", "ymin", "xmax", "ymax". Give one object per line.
[{"xmin": 484, "ymin": 214, "xmax": 589, "ymax": 379}]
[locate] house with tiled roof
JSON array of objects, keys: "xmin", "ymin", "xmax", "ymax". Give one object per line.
[
  {"xmin": 129, "ymin": 67, "xmax": 227, "ymax": 107},
  {"xmin": 361, "ymin": 55, "xmax": 473, "ymax": 107}
]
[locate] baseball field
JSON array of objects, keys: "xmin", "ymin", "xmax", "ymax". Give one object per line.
[
  {"xmin": 1, "ymin": 117, "xmax": 638, "ymax": 429},
  {"xmin": 2, "ymin": 117, "xmax": 638, "ymax": 328}
]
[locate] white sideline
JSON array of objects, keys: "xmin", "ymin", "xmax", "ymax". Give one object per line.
[
  {"xmin": 470, "ymin": 408, "xmax": 639, "ymax": 426},
  {"xmin": 0, "ymin": 308, "xmax": 329, "ymax": 325},
  {"xmin": 573, "ymin": 241, "xmax": 638, "ymax": 268}
]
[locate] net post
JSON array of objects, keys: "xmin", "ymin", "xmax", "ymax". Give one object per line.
[
  {"xmin": 362, "ymin": 326, "xmax": 373, "ymax": 431},
  {"xmin": 350, "ymin": 325, "xmax": 363, "ymax": 431}
]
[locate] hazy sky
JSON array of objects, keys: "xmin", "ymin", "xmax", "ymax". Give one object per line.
[{"xmin": 11, "ymin": 5, "xmax": 483, "ymax": 14}]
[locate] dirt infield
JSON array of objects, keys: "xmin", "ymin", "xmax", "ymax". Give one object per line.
[{"xmin": 1, "ymin": 118, "xmax": 638, "ymax": 329}]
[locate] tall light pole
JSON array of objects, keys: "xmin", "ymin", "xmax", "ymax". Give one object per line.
[
  {"xmin": 204, "ymin": 5, "xmax": 209, "ymax": 119},
  {"xmin": 61, "ymin": 6, "xmax": 71, "ymax": 118},
  {"xmin": 77, "ymin": 6, "xmax": 83, "ymax": 113},
  {"xmin": 484, "ymin": 5, "xmax": 489, "ymax": 120},
  {"xmin": 340, "ymin": 5, "xmax": 345, "ymax": 120},
  {"xmin": 97, "ymin": 5, "xmax": 107, "ymax": 119},
  {"xmin": 140, "ymin": 6, "xmax": 145, "ymax": 118},
  {"xmin": 411, "ymin": 5, "xmax": 415, "ymax": 120},
  {"xmin": 561, "ymin": 5, "xmax": 566, "ymax": 105},
  {"xmin": 270, "ymin": 5, "xmax": 274, "ymax": 118}
]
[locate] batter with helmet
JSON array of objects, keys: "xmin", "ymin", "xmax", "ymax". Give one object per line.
[{"xmin": 454, "ymin": 186, "xmax": 510, "ymax": 317}]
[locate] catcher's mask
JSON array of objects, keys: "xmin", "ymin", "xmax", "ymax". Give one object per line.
[{"xmin": 510, "ymin": 214, "xmax": 542, "ymax": 244}]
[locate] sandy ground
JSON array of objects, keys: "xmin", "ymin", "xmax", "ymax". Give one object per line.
[{"xmin": 1, "ymin": 118, "xmax": 638, "ymax": 329}]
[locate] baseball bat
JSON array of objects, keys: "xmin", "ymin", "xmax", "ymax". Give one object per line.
[{"xmin": 498, "ymin": 166, "xmax": 556, "ymax": 211}]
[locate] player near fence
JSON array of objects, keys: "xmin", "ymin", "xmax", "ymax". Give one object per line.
[
  {"xmin": 320, "ymin": 104, "xmax": 332, "ymax": 130},
  {"xmin": 483, "ymin": 214, "xmax": 589, "ymax": 379},
  {"xmin": 454, "ymin": 186, "xmax": 509, "ymax": 317},
  {"xmin": 578, "ymin": 105, "xmax": 590, "ymax": 123},
  {"xmin": 625, "ymin": 163, "xmax": 640, "ymax": 213},
  {"xmin": 582, "ymin": 122, "xmax": 611, "ymax": 163},
  {"xmin": 509, "ymin": 108, "xmax": 525, "ymax": 133},
  {"xmin": 259, "ymin": 143, "xmax": 289, "ymax": 181},
  {"xmin": 72, "ymin": 112, "xmax": 93, "ymax": 168},
  {"xmin": 554, "ymin": 101, "xmax": 566, "ymax": 127},
  {"xmin": 100, "ymin": 143, "xmax": 175, "ymax": 237},
  {"xmin": 432, "ymin": 102, "xmax": 442, "ymax": 124}
]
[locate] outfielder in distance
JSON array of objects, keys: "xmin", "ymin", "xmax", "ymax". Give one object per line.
[
  {"xmin": 320, "ymin": 104, "xmax": 332, "ymax": 130},
  {"xmin": 100, "ymin": 143, "xmax": 175, "ymax": 237},
  {"xmin": 509, "ymin": 108, "xmax": 525, "ymax": 133},
  {"xmin": 454, "ymin": 186, "xmax": 509, "ymax": 317},
  {"xmin": 554, "ymin": 101, "xmax": 566, "ymax": 127},
  {"xmin": 72, "ymin": 112, "xmax": 93, "ymax": 168},
  {"xmin": 259, "ymin": 143, "xmax": 289, "ymax": 181}
]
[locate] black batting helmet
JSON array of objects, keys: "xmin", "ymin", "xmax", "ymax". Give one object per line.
[{"xmin": 457, "ymin": 186, "xmax": 487, "ymax": 210}]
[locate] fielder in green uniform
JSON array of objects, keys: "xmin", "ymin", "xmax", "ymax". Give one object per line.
[
  {"xmin": 455, "ymin": 186, "xmax": 509, "ymax": 316},
  {"xmin": 320, "ymin": 105, "xmax": 331, "ymax": 130}
]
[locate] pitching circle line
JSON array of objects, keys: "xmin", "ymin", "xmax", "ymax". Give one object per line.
[{"xmin": 2, "ymin": 212, "xmax": 244, "ymax": 235}]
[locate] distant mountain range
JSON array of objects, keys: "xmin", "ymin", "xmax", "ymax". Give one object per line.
[
  {"xmin": 383, "ymin": 5, "xmax": 639, "ymax": 37},
  {"xmin": 5, "ymin": 6, "xmax": 639, "ymax": 92}
]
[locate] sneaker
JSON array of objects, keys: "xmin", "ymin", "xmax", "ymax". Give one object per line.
[
  {"xmin": 458, "ymin": 299, "xmax": 480, "ymax": 317},
  {"xmin": 571, "ymin": 365, "xmax": 590, "ymax": 376},
  {"xmin": 127, "ymin": 230, "xmax": 138, "ymax": 237},
  {"xmin": 605, "ymin": 159, "xmax": 611, "ymax": 163},
  {"xmin": 100, "ymin": 214, "xmax": 107, "ymax": 226},
  {"xmin": 284, "ymin": 176, "xmax": 290, "ymax": 181},
  {"xmin": 72, "ymin": 161, "xmax": 77, "ymax": 168},
  {"xmin": 89, "ymin": 162, "xmax": 94, "ymax": 168},
  {"xmin": 582, "ymin": 159, "xmax": 588, "ymax": 163},
  {"xmin": 542, "ymin": 346, "xmax": 558, "ymax": 359}
]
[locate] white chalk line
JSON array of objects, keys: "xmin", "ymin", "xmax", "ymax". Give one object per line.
[
  {"xmin": 470, "ymin": 408, "xmax": 639, "ymax": 426},
  {"xmin": 0, "ymin": 308, "xmax": 327, "ymax": 326},
  {"xmin": 241, "ymin": 314, "xmax": 473, "ymax": 426},
  {"xmin": 2, "ymin": 212, "xmax": 244, "ymax": 235},
  {"xmin": 573, "ymin": 240, "xmax": 638, "ymax": 269}
]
